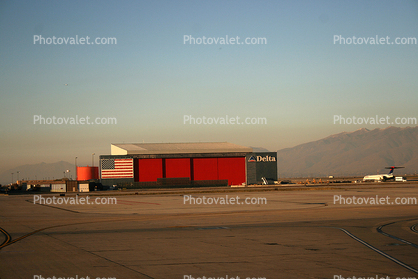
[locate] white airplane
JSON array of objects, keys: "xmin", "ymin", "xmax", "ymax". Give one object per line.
[{"xmin": 363, "ymin": 166, "xmax": 404, "ymax": 182}]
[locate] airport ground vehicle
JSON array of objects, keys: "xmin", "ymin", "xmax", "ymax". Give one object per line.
[{"xmin": 395, "ymin": 176, "xmax": 407, "ymax": 182}]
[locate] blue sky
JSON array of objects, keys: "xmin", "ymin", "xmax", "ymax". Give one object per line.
[{"xmin": 1, "ymin": 0, "xmax": 417, "ymax": 171}]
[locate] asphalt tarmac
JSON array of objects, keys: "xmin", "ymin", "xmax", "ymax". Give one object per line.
[{"xmin": 1, "ymin": 184, "xmax": 417, "ymax": 279}]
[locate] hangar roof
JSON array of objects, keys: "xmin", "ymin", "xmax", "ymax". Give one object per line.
[{"xmin": 111, "ymin": 142, "xmax": 253, "ymax": 156}]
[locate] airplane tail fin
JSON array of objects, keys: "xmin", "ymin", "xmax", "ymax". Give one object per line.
[{"xmin": 385, "ymin": 166, "xmax": 404, "ymax": 174}]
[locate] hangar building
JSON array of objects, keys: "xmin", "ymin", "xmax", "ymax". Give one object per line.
[
  {"xmin": 100, "ymin": 142, "xmax": 279, "ymax": 187},
  {"xmin": 100, "ymin": 142, "xmax": 254, "ymax": 187},
  {"xmin": 246, "ymin": 152, "xmax": 278, "ymax": 184}
]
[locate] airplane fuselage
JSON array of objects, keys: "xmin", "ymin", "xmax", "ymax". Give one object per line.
[{"xmin": 363, "ymin": 174, "xmax": 394, "ymax": 182}]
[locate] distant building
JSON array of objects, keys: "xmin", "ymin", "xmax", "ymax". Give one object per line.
[
  {"xmin": 19, "ymin": 179, "xmax": 78, "ymax": 192},
  {"xmin": 100, "ymin": 142, "xmax": 254, "ymax": 187},
  {"xmin": 246, "ymin": 152, "xmax": 278, "ymax": 184},
  {"xmin": 76, "ymin": 166, "xmax": 99, "ymax": 181}
]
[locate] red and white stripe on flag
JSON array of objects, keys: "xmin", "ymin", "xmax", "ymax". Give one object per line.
[{"xmin": 101, "ymin": 158, "xmax": 133, "ymax": 179}]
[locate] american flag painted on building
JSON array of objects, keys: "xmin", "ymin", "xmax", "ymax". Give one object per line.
[{"xmin": 101, "ymin": 158, "xmax": 133, "ymax": 179}]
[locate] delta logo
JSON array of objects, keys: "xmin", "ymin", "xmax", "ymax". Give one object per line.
[
  {"xmin": 248, "ymin": 155, "xmax": 276, "ymax": 162},
  {"xmin": 248, "ymin": 156, "xmax": 256, "ymax": 162},
  {"xmin": 257, "ymin": 155, "xmax": 276, "ymax": 162}
]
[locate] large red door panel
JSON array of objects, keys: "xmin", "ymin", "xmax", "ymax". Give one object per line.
[
  {"xmin": 193, "ymin": 158, "xmax": 218, "ymax": 181},
  {"xmin": 137, "ymin": 158, "xmax": 163, "ymax": 182},
  {"xmin": 165, "ymin": 158, "xmax": 191, "ymax": 178},
  {"xmin": 217, "ymin": 157, "xmax": 246, "ymax": 185}
]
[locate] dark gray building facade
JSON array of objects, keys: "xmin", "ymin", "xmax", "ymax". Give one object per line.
[{"xmin": 246, "ymin": 152, "xmax": 278, "ymax": 184}]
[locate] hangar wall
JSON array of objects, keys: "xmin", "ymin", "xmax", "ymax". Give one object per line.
[
  {"xmin": 135, "ymin": 158, "xmax": 163, "ymax": 182},
  {"xmin": 246, "ymin": 152, "xmax": 278, "ymax": 184},
  {"xmin": 100, "ymin": 142, "xmax": 253, "ymax": 187},
  {"xmin": 133, "ymin": 157, "xmax": 245, "ymax": 185},
  {"xmin": 166, "ymin": 158, "xmax": 190, "ymax": 178}
]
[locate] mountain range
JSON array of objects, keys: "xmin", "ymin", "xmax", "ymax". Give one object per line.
[
  {"xmin": 277, "ymin": 126, "xmax": 418, "ymax": 178},
  {"xmin": 0, "ymin": 161, "xmax": 75, "ymax": 185},
  {"xmin": 1, "ymin": 126, "xmax": 417, "ymax": 184}
]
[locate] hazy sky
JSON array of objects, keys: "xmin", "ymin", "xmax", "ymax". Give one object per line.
[{"xmin": 1, "ymin": 0, "xmax": 417, "ymax": 170}]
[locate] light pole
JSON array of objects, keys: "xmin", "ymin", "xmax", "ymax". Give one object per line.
[
  {"xmin": 92, "ymin": 153, "xmax": 95, "ymax": 167},
  {"xmin": 75, "ymin": 157, "xmax": 78, "ymax": 181},
  {"xmin": 64, "ymin": 169, "xmax": 70, "ymax": 179},
  {"xmin": 11, "ymin": 173, "xmax": 14, "ymax": 184},
  {"xmin": 16, "ymin": 171, "xmax": 20, "ymax": 182}
]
